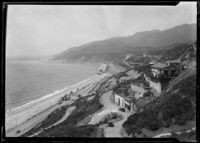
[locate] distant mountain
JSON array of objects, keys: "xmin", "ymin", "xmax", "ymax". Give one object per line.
[{"xmin": 53, "ymin": 23, "xmax": 196, "ymax": 63}]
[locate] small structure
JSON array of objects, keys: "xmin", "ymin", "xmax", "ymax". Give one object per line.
[
  {"xmin": 151, "ymin": 60, "xmax": 182, "ymax": 79},
  {"xmin": 57, "ymin": 92, "xmax": 79, "ymax": 104},
  {"xmin": 151, "ymin": 62, "xmax": 167, "ymax": 78},
  {"xmin": 144, "ymin": 61, "xmax": 180, "ymax": 94},
  {"xmin": 99, "ymin": 64, "xmax": 109, "ymax": 73},
  {"xmin": 113, "ymin": 84, "xmax": 142, "ymax": 112},
  {"xmin": 114, "ymin": 92, "xmax": 136, "ymax": 112},
  {"xmin": 58, "ymin": 94, "xmax": 71, "ymax": 104}
]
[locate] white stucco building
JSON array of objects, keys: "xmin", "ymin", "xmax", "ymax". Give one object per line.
[
  {"xmin": 114, "ymin": 92, "xmax": 136, "ymax": 112},
  {"xmin": 151, "ymin": 62, "xmax": 167, "ymax": 77}
]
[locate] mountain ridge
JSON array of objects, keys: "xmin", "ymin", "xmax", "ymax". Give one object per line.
[{"xmin": 53, "ymin": 23, "xmax": 196, "ymax": 63}]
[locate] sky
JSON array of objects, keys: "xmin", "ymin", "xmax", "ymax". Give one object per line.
[{"xmin": 6, "ymin": 2, "xmax": 197, "ymax": 58}]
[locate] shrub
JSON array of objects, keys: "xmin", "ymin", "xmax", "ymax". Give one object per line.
[
  {"xmin": 112, "ymin": 114, "xmax": 118, "ymax": 120},
  {"xmin": 108, "ymin": 122, "xmax": 114, "ymax": 127},
  {"xmin": 33, "ymin": 95, "xmax": 103, "ymax": 137},
  {"xmin": 122, "ymin": 73, "xmax": 196, "ymax": 138},
  {"xmin": 119, "ymin": 108, "xmax": 125, "ymax": 112},
  {"xmin": 123, "ymin": 110, "xmax": 163, "ymax": 135},
  {"xmin": 148, "ymin": 120, "xmax": 162, "ymax": 131},
  {"xmin": 16, "ymin": 130, "xmax": 21, "ymax": 134},
  {"xmin": 39, "ymin": 125, "xmax": 102, "ymax": 137}
]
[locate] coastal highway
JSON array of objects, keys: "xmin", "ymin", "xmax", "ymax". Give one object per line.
[{"xmin": 6, "ymin": 73, "xmax": 111, "ymax": 135}]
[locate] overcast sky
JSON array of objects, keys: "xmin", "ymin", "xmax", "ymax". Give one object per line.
[{"xmin": 6, "ymin": 2, "xmax": 196, "ymax": 58}]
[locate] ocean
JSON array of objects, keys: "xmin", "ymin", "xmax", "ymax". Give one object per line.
[{"xmin": 5, "ymin": 60, "xmax": 99, "ymax": 111}]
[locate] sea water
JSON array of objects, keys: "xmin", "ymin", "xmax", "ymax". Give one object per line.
[{"xmin": 6, "ymin": 59, "xmax": 98, "ymax": 111}]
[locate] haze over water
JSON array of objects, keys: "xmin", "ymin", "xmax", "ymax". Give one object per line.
[{"xmin": 6, "ymin": 59, "xmax": 98, "ymax": 110}]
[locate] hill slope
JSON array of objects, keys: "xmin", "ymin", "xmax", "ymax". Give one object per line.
[
  {"xmin": 53, "ymin": 23, "xmax": 196, "ymax": 63},
  {"xmin": 122, "ymin": 67, "xmax": 196, "ymax": 141}
]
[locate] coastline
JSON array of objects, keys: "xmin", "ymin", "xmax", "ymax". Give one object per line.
[
  {"xmin": 6, "ymin": 59, "xmax": 99, "ymax": 111},
  {"xmin": 6, "ymin": 72, "xmax": 111, "ymax": 133},
  {"xmin": 6, "ymin": 60, "xmax": 124, "ymax": 114},
  {"xmin": 5, "ymin": 61, "xmax": 124, "ymax": 136},
  {"xmin": 6, "ymin": 74, "xmax": 98, "ymax": 113}
]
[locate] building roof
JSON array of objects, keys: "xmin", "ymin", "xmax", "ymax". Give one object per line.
[{"xmin": 151, "ymin": 63, "xmax": 167, "ymax": 69}]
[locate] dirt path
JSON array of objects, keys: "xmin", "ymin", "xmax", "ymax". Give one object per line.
[
  {"xmin": 104, "ymin": 112, "xmax": 131, "ymax": 137},
  {"xmin": 88, "ymin": 91, "xmax": 119, "ymax": 124},
  {"xmin": 88, "ymin": 90, "xmax": 131, "ymax": 137},
  {"xmin": 51, "ymin": 106, "xmax": 76, "ymax": 127}
]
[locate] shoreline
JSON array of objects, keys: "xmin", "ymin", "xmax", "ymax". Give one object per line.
[
  {"xmin": 6, "ymin": 74, "xmax": 100, "ymax": 113},
  {"xmin": 5, "ymin": 62, "xmax": 124, "ymax": 134},
  {"xmin": 6, "ymin": 60, "xmax": 100, "ymax": 112},
  {"xmin": 6, "ymin": 61, "xmax": 123, "ymax": 112},
  {"xmin": 6, "ymin": 73, "xmax": 111, "ymax": 132},
  {"xmin": 6, "ymin": 61, "xmax": 124, "ymax": 114}
]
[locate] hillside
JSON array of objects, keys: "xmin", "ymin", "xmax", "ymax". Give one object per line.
[
  {"xmin": 122, "ymin": 67, "xmax": 196, "ymax": 141},
  {"xmin": 21, "ymin": 94, "xmax": 104, "ymax": 137},
  {"xmin": 125, "ymin": 42, "xmax": 196, "ymax": 66},
  {"xmin": 53, "ymin": 23, "xmax": 196, "ymax": 63}
]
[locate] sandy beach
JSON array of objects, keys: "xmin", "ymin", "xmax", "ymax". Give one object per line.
[
  {"xmin": 6, "ymin": 73, "xmax": 111, "ymax": 136},
  {"xmin": 5, "ymin": 63, "xmax": 123, "ymax": 137}
]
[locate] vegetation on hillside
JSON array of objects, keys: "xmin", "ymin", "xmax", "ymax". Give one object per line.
[
  {"xmin": 127, "ymin": 56, "xmax": 155, "ymax": 64},
  {"xmin": 22, "ymin": 94, "xmax": 104, "ymax": 137},
  {"xmin": 161, "ymin": 43, "xmax": 192, "ymax": 61},
  {"xmin": 122, "ymin": 72, "xmax": 196, "ymax": 141}
]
